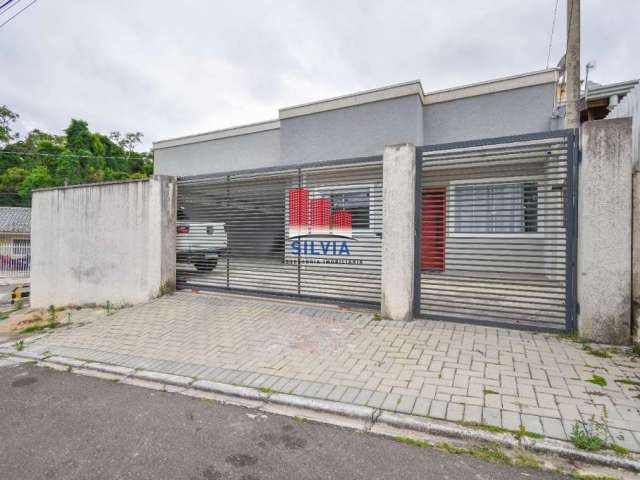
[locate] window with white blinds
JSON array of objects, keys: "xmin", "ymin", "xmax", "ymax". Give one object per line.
[{"xmin": 452, "ymin": 182, "xmax": 538, "ymax": 233}]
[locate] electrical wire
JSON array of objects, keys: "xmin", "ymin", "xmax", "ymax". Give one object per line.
[
  {"xmin": 0, "ymin": 0, "xmax": 19, "ymax": 13},
  {"xmin": 546, "ymin": 0, "xmax": 560, "ymax": 69},
  {"xmin": 0, "ymin": 0, "xmax": 37, "ymax": 30},
  {"xmin": 0, "ymin": 149, "xmax": 151, "ymax": 160}
]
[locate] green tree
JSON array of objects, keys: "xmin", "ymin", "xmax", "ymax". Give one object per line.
[
  {"xmin": 64, "ymin": 119, "xmax": 93, "ymax": 152},
  {"xmin": 18, "ymin": 165, "xmax": 55, "ymax": 201},
  {"xmin": 0, "ymin": 105, "xmax": 19, "ymax": 146}
]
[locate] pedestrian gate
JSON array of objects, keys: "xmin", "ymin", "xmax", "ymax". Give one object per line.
[
  {"xmin": 416, "ymin": 130, "xmax": 578, "ymax": 330},
  {"xmin": 176, "ymin": 157, "xmax": 383, "ymax": 305}
]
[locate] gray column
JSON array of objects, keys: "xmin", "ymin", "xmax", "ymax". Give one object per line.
[
  {"xmin": 381, "ymin": 143, "xmax": 416, "ymax": 321},
  {"xmin": 578, "ymin": 118, "xmax": 632, "ymax": 344}
]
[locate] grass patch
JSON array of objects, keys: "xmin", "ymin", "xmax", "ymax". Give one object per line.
[
  {"xmin": 585, "ymin": 364, "xmax": 608, "ymax": 371},
  {"xmin": 608, "ymin": 443, "xmax": 629, "ymax": 456},
  {"xmin": 457, "ymin": 421, "xmax": 544, "ymax": 440},
  {"xmin": 586, "ymin": 374, "xmax": 607, "ymax": 387},
  {"xmin": 514, "ymin": 448, "xmax": 542, "ymax": 469},
  {"xmin": 483, "ymin": 388, "xmax": 499, "ymax": 395},
  {"xmin": 257, "ymin": 387, "xmax": 274, "ymax": 395},
  {"xmin": 395, "ymin": 436, "xmax": 430, "ymax": 448},
  {"xmin": 570, "ymin": 422, "xmax": 606, "ymax": 452},
  {"xmin": 372, "ymin": 313, "xmax": 383, "ymax": 321},
  {"xmin": 19, "ymin": 321, "xmax": 61, "ymax": 334},
  {"xmin": 436, "ymin": 442, "xmax": 512, "ymax": 465},
  {"xmin": 630, "ymin": 344, "xmax": 640, "ymax": 357},
  {"xmin": 570, "ymin": 474, "xmax": 623, "ymax": 480},
  {"xmin": 582, "ymin": 344, "xmax": 611, "ymax": 358},
  {"xmin": 615, "ymin": 378, "xmax": 640, "ymax": 387}
]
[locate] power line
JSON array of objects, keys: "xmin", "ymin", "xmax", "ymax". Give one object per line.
[
  {"xmin": 0, "ymin": 149, "xmax": 152, "ymax": 160},
  {"xmin": 0, "ymin": 0, "xmax": 37, "ymax": 30},
  {"xmin": 0, "ymin": 0, "xmax": 20, "ymax": 14},
  {"xmin": 546, "ymin": 0, "xmax": 560, "ymax": 69}
]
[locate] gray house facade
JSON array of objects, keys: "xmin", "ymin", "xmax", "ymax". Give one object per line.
[{"xmin": 154, "ymin": 69, "xmax": 561, "ymax": 176}]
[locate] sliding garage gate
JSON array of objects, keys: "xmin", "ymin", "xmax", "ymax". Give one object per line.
[
  {"xmin": 416, "ymin": 130, "xmax": 578, "ymax": 330},
  {"xmin": 176, "ymin": 157, "xmax": 383, "ymax": 306}
]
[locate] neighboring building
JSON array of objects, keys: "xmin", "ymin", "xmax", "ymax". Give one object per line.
[
  {"xmin": 0, "ymin": 207, "xmax": 31, "ymax": 242},
  {"xmin": 0, "ymin": 207, "xmax": 31, "ymax": 278},
  {"xmin": 580, "ymin": 79, "xmax": 639, "ymax": 122}
]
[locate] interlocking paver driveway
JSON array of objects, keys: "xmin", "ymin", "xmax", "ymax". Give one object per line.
[{"xmin": 17, "ymin": 291, "xmax": 640, "ymax": 451}]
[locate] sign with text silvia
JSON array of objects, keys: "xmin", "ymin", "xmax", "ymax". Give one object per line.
[{"xmin": 285, "ymin": 187, "xmax": 363, "ymax": 265}]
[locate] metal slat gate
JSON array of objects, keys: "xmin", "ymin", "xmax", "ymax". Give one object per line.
[
  {"xmin": 176, "ymin": 157, "xmax": 383, "ymax": 306},
  {"xmin": 416, "ymin": 130, "xmax": 578, "ymax": 331}
]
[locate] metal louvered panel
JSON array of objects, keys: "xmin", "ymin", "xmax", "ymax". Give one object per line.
[
  {"xmin": 416, "ymin": 130, "xmax": 578, "ymax": 331},
  {"xmin": 176, "ymin": 156, "xmax": 383, "ymax": 306}
]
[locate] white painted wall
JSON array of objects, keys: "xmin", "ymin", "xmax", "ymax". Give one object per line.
[{"xmin": 31, "ymin": 176, "xmax": 176, "ymax": 308}]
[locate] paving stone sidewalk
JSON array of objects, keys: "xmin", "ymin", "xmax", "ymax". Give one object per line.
[{"xmin": 8, "ymin": 291, "xmax": 640, "ymax": 451}]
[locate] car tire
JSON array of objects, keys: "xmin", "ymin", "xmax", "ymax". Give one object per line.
[{"xmin": 194, "ymin": 257, "xmax": 218, "ymax": 272}]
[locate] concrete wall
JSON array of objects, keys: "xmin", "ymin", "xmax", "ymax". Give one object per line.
[
  {"xmin": 31, "ymin": 176, "xmax": 176, "ymax": 308},
  {"xmin": 154, "ymin": 128, "xmax": 280, "ymax": 176},
  {"xmin": 381, "ymin": 144, "xmax": 416, "ymax": 321},
  {"xmin": 422, "ymin": 83, "xmax": 557, "ymax": 145},
  {"xmin": 280, "ymin": 95, "xmax": 423, "ymax": 164},
  {"xmin": 578, "ymin": 118, "xmax": 633, "ymax": 344}
]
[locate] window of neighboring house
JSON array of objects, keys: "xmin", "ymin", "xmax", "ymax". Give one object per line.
[
  {"xmin": 12, "ymin": 239, "xmax": 29, "ymax": 255},
  {"xmin": 453, "ymin": 182, "xmax": 538, "ymax": 233},
  {"xmin": 328, "ymin": 190, "xmax": 371, "ymax": 230}
]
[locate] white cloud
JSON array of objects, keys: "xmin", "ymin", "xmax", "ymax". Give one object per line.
[{"xmin": 1, "ymin": 0, "xmax": 638, "ymax": 149}]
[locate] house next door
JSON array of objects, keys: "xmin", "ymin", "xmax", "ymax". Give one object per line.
[{"xmin": 421, "ymin": 187, "xmax": 446, "ymax": 271}]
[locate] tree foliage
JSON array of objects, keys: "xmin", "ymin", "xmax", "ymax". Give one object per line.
[{"xmin": 0, "ymin": 105, "xmax": 153, "ymax": 206}]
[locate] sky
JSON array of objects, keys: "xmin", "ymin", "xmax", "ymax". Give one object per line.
[{"xmin": 1, "ymin": 0, "xmax": 639, "ymax": 150}]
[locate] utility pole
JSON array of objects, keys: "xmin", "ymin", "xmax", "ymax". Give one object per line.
[{"xmin": 565, "ymin": 0, "xmax": 580, "ymax": 128}]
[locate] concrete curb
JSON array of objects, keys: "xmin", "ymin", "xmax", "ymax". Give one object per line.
[
  {"xmin": 269, "ymin": 393, "xmax": 376, "ymax": 421},
  {"xmin": 5, "ymin": 351, "xmax": 640, "ymax": 472}
]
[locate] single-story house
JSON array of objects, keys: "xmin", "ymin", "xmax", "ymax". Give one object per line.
[{"xmin": 0, "ymin": 206, "xmax": 31, "ymax": 277}]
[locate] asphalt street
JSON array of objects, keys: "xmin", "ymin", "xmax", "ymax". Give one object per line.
[{"xmin": 0, "ymin": 361, "xmax": 570, "ymax": 480}]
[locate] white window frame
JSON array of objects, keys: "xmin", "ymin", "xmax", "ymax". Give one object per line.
[
  {"xmin": 311, "ymin": 183, "xmax": 379, "ymax": 235},
  {"xmin": 448, "ymin": 175, "xmax": 543, "ymax": 239}
]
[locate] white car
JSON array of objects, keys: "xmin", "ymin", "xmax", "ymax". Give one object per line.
[{"xmin": 176, "ymin": 207, "xmax": 228, "ymax": 272}]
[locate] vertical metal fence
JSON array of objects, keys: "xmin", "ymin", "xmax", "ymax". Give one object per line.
[
  {"xmin": 176, "ymin": 156, "xmax": 383, "ymax": 306},
  {"xmin": 0, "ymin": 238, "xmax": 31, "ymax": 278},
  {"xmin": 416, "ymin": 130, "xmax": 578, "ymax": 331}
]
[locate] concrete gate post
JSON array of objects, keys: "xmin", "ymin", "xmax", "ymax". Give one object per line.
[
  {"xmin": 381, "ymin": 143, "xmax": 416, "ymax": 321},
  {"xmin": 578, "ymin": 118, "xmax": 633, "ymax": 344}
]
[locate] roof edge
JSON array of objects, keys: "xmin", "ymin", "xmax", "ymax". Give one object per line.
[{"xmin": 153, "ymin": 119, "xmax": 281, "ymax": 150}]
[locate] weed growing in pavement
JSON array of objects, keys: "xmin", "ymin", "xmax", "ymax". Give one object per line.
[
  {"xmin": 582, "ymin": 344, "xmax": 611, "ymax": 358},
  {"xmin": 395, "ymin": 436, "xmax": 430, "ymax": 448},
  {"xmin": 514, "ymin": 447, "xmax": 542, "ymax": 469},
  {"xmin": 615, "ymin": 378, "xmax": 640, "ymax": 387},
  {"xmin": 569, "ymin": 473, "xmax": 623, "ymax": 480},
  {"xmin": 292, "ymin": 416, "xmax": 306, "ymax": 422},
  {"xmin": 435, "ymin": 442, "xmax": 512, "ymax": 465},
  {"xmin": 586, "ymin": 374, "xmax": 607, "ymax": 387},
  {"xmin": 570, "ymin": 419, "xmax": 607, "ymax": 452},
  {"xmin": 607, "ymin": 443, "xmax": 629, "ymax": 456},
  {"xmin": 15, "ymin": 339, "xmax": 24, "ymax": 351},
  {"xmin": 372, "ymin": 313, "xmax": 383, "ymax": 321},
  {"xmin": 630, "ymin": 344, "xmax": 640, "ymax": 357},
  {"xmin": 257, "ymin": 387, "xmax": 273, "ymax": 395},
  {"xmin": 483, "ymin": 388, "xmax": 499, "ymax": 395},
  {"xmin": 106, "ymin": 301, "xmax": 112, "ymax": 314},
  {"xmin": 456, "ymin": 421, "xmax": 544, "ymax": 440},
  {"xmin": 47, "ymin": 305, "xmax": 60, "ymax": 328}
]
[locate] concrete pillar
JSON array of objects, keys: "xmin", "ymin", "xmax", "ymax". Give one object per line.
[
  {"xmin": 634, "ymin": 173, "xmax": 640, "ymax": 342},
  {"xmin": 578, "ymin": 118, "xmax": 633, "ymax": 344},
  {"xmin": 381, "ymin": 143, "xmax": 416, "ymax": 321}
]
